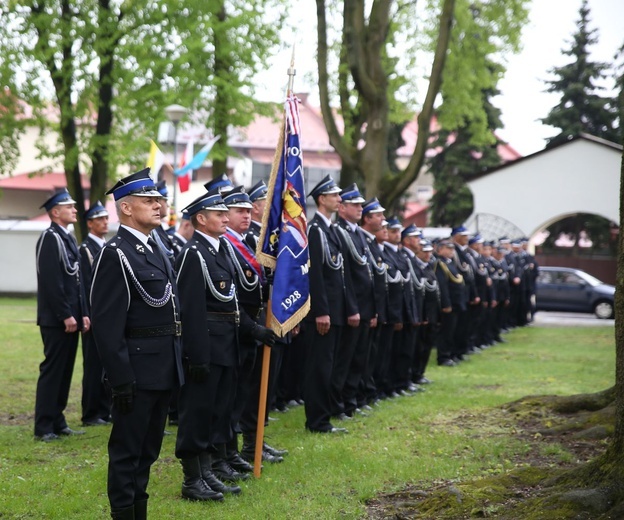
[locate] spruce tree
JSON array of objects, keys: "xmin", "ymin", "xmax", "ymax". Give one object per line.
[{"xmin": 541, "ymin": 0, "xmax": 619, "ymax": 147}]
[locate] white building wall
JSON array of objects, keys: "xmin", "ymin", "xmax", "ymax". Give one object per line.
[{"xmin": 468, "ymin": 139, "xmax": 621, "ymax": 235}]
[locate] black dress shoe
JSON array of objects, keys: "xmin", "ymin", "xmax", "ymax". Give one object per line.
[
  {"xmin": 416, "ymin": 377, "xmax": 433, "ymax": 384},
  {"xmin": 226, "ymin": 453, "xmax": 254, "ymax": 473},
  {"xmin": 328, "ymin": 427, "xmax": 349, "ymax": 434},
  {"xmin": 82, "ymin": 418, "xmax": 109, "ymax": 426},
  {"xmin": 361, "ymin": 404, "xmax": 374, "ymax": 412},
  {"xmin": 35, "ymin": 432, "xmax": 60, "ymax": 442},
  {"xmin": 263, "ymin": 442, "xmax": 288, "ymax": 457},
  {"xmin": 438, "ymin": 359, "xmax": 456, "ymax": 367},
  {"xmin": 56, "ymin": 427, "xmax": 85, "ymax": 436},
  {"xmin": 335, "ymin": 412, "xmax": 352, "ymax": 421},
  {"xmin": 212, "ymin": 458, "xmax": 250, "ymax": 482}
]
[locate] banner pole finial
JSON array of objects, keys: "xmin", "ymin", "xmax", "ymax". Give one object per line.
[{"xmin": 287, "ymin": 44, "xmax": 296, "ymax": 94}]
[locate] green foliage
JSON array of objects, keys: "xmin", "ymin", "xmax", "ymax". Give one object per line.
[
  {"xmin": 541, "ymin": 0, "xmax": 620, "ymax": 147},
  {"xmin": 0, "ymin": 297, "xmax": 615, "ymax": 518},
  {"xmin": 0, "ymin": 0, "xmax": 285, "ymax": 219},
  {"xmin": 428, "ymin": 59, "xmax": 506, "ymax": 226},
  {"xmin": 437, "ymin": 0, "xmax": 528, "ymax": 146}
]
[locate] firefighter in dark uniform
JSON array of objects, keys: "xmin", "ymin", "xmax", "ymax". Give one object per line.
[
  {"xmin": 480, "ymin": 240, "xmax": 500, "ymax": 346},
  {"xmin": 219, "ymin": 186, "xmax": 281, "ymax": 468},
  {"xmin": 90, "ymin": 169, "xmax": 185, "ymax": 520},
  {"xmin": 239, "ymin": 181, "xmax": 289, "ymax": 462},
  {"xmin": 451, "ymin": 226, "xmax": 478, "ymax": 359},
  {"xmin": 373, "ymin": 219, "xmax": 404, "ymax": 399},
  {"xmin": 169, "ymin": 211, "xmax": 195, "ymax": 256},
  {"xmin": 330, "ymin": 183, "xmax": 375, "ymax": 420},
  {"xmin": 434, "ymin": 238, "xmax": 467, "ymax": 366},
  {"xmin": 384, "ymin": 217, "xmax": 418, "ymax": 396},
  {"xmin": 400, "ymin": 225, "xmax": 428, "ymax": 389},
  {"xmin": 150, "ymin": 180, "xmax": 176, "ymax": 268},
  {"xmin": 522, "ymin": 237, "xmax": 539, "ymax": 323},
  {"xmin": 174, "ymin": 188, "xmax": 276, "ymax": 502},
  {"xmin": 303, "ymin": 175, "xmax": 354, "ymax": 433},
  {"xmin": 467, "ymin": 234, "xmax": 491, "ymax": 350},
  {"xmin": 358, "ymin": 198, "xmax": 388, "ymax": 406},
  {"xmin": 34, "ymin": 188, "xmax": 88, "ymax": 442},
  {"xmin": 414, "ymin": 239, "xmax": 440, "ymax": 383},
  {"xmin": 79, "ymin": 201, "xmax": 111, "ymax": 426}
]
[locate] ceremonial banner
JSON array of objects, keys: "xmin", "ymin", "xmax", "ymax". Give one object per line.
[{"xmin": 257, "ymin": 94, "xmax": 310, "ymax": 336}]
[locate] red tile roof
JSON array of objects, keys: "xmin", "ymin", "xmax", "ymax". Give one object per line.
[{"xmin": 0, "ymin": 171, "xmax": 90, "ymax": 190}]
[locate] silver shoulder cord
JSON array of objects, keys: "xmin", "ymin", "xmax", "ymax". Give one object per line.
[
  {"xmin": 193, "ymin": 249, "xmax": 236, "ymax": 303},
  {"xmin": 116, "ymin": 249, "xmax": 172, "ymax": 308},
  {"xmin": 37, "ymin": 230, "xmax": 79, "ymax": 277},
  {"xmin": 335, "ymin": 226, "xmax": 367, "ymax": 266},
  {"xmin": 365, "ymin": 244, "xmax": 388, "ymax": 276},
  {"xmin": 387, "ymin": 263, "xmax": 410, "ymax": 284},
  {"xmin": 406, "ymin": 257, "xmax": 425, "ymax": 292},
  {"xmin": 318, "ymin": 226, "xmax": 343, "ymax": 271},
  {"xmin": 222, "ymin": 239, "xmax": 259, "ymax": 292}
]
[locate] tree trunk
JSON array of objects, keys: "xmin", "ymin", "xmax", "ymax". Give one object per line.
[
  {"xmin": 316, "ymin": 0, "xmax": 455, "ymax": 206},
  {"xmin": 89, "ymin": 0, "xmax": 120, "ymax": 212},
  {"xmin": 210, "ymin": 1, "xmax": 229, "ymax": 180}
]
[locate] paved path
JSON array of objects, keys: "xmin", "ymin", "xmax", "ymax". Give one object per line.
[{"xmin": 532, "ymin": 311, "xmax": 614, "ymax": 327}]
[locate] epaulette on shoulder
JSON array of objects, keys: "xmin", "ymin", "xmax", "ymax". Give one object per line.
[{"xmin": 106, "ymin": 235, "xmax": 124, "ymax": 248}]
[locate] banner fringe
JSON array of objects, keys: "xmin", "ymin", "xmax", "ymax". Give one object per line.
[{"xmin": 270, "ymin": 297, "xmax": 310, "ymax": 337}]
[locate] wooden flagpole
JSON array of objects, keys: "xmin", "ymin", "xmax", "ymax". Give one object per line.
[{"xmin": 253, "ymin": 47, "xmax": 296, "ymax": 478}]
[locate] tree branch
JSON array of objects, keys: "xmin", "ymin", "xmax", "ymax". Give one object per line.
[{"xmin": 382, "ymin": 0, "xmax": 456, "ymax": 205}]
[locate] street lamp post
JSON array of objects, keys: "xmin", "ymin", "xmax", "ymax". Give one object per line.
[{"xmin": 165, "ymin": 103, "xmax": 188, "ymax": 230}]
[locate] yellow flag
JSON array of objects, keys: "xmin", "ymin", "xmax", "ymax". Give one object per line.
[{"xmin": 146, "ymin": 140, "xmax": 165, "ymax": 178}]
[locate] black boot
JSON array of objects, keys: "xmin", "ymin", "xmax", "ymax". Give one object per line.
[
  {"xmin": 199, "ymin": 452, "xmax": 242, "ymax": 495},
  {"xmin": 213, "ymin": 443, "xmax": 250, "ymax": 482},
  {"xmin": 133, "ymin": 500, "xmax": 147, "ymax": 520},
  {"xmin": 225, "ymin": 435, "xmax": 254, "ymax": 473},
  {"xmin": 180, "ymin": 457, "xmax": 224, "ymax": 502},
  {"xmin": 241, "ymin": 432, "xmax": 283, "ymax": 464},
  {"xmin": 110, "ymin": 505, "xmax": 134, "ymax": 520}
]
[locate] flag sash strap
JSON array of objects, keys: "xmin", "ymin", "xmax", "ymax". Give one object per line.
[
  {"xmin": 256, "ymin": 94, "xmax": 310, "ymax": 337},
  {"xmin": 224, "ymin": 232, "xmax": 264, "ymax": 281}
]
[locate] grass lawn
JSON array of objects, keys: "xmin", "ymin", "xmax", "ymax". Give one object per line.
[{"xmin": 0, "ymin": 297, "xmax": 615, "ymax": 519}]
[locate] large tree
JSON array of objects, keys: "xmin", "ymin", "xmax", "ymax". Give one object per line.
[
  {"xmin": 428, "ymin": 61, "xmax": 506, "ymax": 226},
  {"xmin": 541, "ymin": 0, "xmax": 620, "ymax": 148},
  {"xmin": 0, "ymin": 0, "xmax": 282, "ymax": 238},
  {"xmin": 315, "ymin": 0, "xmax": 529, "ymax": 210}
]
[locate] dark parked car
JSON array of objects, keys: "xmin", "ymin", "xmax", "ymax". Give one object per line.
[{"xmin": 535, "ymin": 266, "xmax": 615, "ymax": 319}]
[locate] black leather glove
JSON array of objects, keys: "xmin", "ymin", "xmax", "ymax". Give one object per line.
[
  {"xmin": 187, "ymin": 363, "xmax": 210, "ymax": 384},
  {"xmin": 111, "ymin": 383, "xmax": 135, "ymax": 415},
  {"xmin": 251, "ymin": 324, "xmax": 277, "ymax": 347}
]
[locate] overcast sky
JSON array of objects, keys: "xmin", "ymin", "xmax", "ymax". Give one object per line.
[{"xmin": 258, "ymin": 0, "xmax": 624, "ymax": 157}]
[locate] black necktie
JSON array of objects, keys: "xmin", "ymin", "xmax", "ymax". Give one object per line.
[{"xmin": 147, "ymin": 236, "xmax": 158, "ymax": 253}]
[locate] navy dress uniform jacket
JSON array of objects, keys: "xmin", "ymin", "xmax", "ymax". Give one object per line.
[
  {"xmin": 90, "ymin": 226, "xmax": 184, "ymax": 390},
  {"xmin": 307, "ymin": 214, "xmax": 355, "ymax": 324},
  {"xmin": 335, "ymin": 218, "xmax": 376, "ymax": 321},
  {"xmin": 175, "ymin": 233, "xmax": 242, "ymax": 368},
  {"xmin": 36, "ymin": 222, "xmax": 85, "ymax": 327}
]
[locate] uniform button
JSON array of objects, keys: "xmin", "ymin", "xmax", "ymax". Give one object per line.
[
  {"xmin": 137, "ymin": 347, "xmax": 141, "ymax": 351},
  {"xmin": 151, "ymin": 273, "xmax": 154, "ymax": 277}
]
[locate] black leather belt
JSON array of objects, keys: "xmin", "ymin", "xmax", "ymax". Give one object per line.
[
  {"xmin": 126, "ymin": 321, "xmax": 182, "ymax": 338},
  {"xmin": 206, "ymin": 311, "xmax": 240, "ymax": 324}
]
